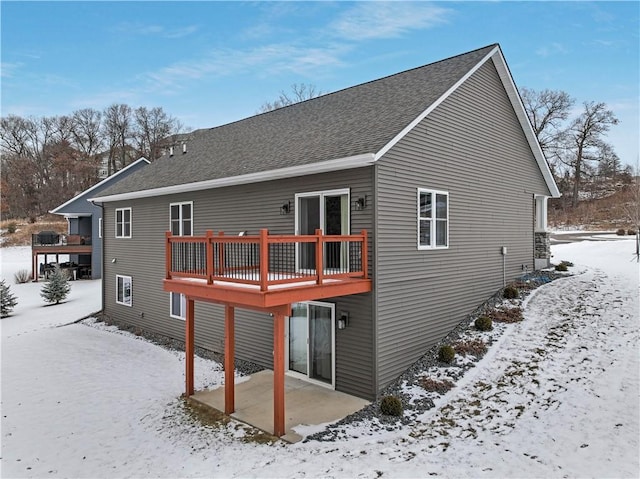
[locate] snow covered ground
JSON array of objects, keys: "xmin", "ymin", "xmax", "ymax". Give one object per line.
[{"xmin": 1, "ymin": 240, "xmax": 638, "ymax": 478}]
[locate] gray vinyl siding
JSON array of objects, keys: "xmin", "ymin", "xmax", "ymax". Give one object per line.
[
  {"xmin": 103, "ymin": 167, "xmax": 376, "ymax": 399},
  {"xmin": 374, "ymin": 60, "xmax": 551, "ymax": 389}
]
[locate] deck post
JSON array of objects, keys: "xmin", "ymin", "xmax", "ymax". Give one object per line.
[
  {"xmin": 217, "ymin": 231, "xmax": 225, "ymax": 276},
  {"xmin": 165, "ymin": 231, "xmax": 172, "ymax": 279},
  {"xmin": 273, "ymin": 307, "xmax": 286, "ymax": 437},
  {"xmin": 206, "ymin": 230, "xmax": 214, "ymax": 284},
  {"xmin": 361, "ymin": 229, "xmax": 368, "ymax": 279},
  {"xmin": 315, "ymin": 228, "xmax": 324, "ymax": 285},
  {"xmin": 224, "ymin": 305, "xmax": 235, "ymax": 414},
  {"xmin": 32, "ymin": 253, "xmax": 38, "ymax": 282},
  {"xmin": 259, "ymin": 229, "xmax": 269, "ymax": 292},
  {"xmin": 185, "ymin": 298, "xmax": 195, "ymax": 397}
]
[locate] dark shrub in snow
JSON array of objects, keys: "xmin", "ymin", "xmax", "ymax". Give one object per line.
[
  {"xmin": 503, "ymin": 285, "xmax": 519, "ymax": 299},
  {"xmin": 379, "ymin": 395, "xmax": 403, "ymax": 417},
  {"xmin": 438, "ymin": 345, "xmax": 456, "ymax": 363},
  {"xmin": 475, "ymin": 316, "xmax": 493, "ymax": 331}
]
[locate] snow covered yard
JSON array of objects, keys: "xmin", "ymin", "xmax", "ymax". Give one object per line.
[{"xmin": 1, "ymin": 241, "xmax": 638, "ymax": 478}]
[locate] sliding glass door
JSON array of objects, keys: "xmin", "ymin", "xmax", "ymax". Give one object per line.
[
  {"xmin": 296, "ymin": 189, "xmax": 349, "ymax": 271},
  {"xmin": 288, "ymin": 302, "xmax": 335, "ymax": 387}
]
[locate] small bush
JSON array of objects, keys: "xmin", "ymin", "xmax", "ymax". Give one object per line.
[
  {"xmin": 490, "ymin": 307, "xmax": 523, "ymax": 323},
  {"xmin": 503, "ymin": 285, "xmax": 519, "ymax": 299},
  {"xmin": 14, "ymin": 269, "xmax": 31, "ymax": 284},
  {"xmin": 421, "ymin": 377, "xmax": 455, "ymax": 394},
  {"xmin": 475, "ymin": 316, "xmax": 493, "ymax": 331},
  {"xmin": 555, "ymin": 262, "xmax": 568, "ymax": 272},
  {"xmin": 454, "ymin": 338, "xmax": 488, "ymax": 357},
  {"xmin": 616, "ymin": 228, "xmax": 626, "ymax": 236},
  {"xmin": 438, "ymin": 345, "xmax": 456, "ymax": 363},
  {"xmin": 628, "ymin": 229, "xmax": 637, "ymax": 236},
  {"xmin": 6, "ymin": 222, "xmax": 17, "ymax": 234},
  {"xmin": 379, "ymin": 395, "xmax": 403, "ymax": 417},
  {"xmin": 560, "ymin": 260, "xmax": 574, "ymax": 267}
]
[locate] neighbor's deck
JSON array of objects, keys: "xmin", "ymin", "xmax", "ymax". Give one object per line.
[
  {"xmin": 164, "ymin": 229, "xmax": 372, "ymax": 308},
  {"xmin": 31, "ymin": 233, "xmax": 92, "ymax": 281}
]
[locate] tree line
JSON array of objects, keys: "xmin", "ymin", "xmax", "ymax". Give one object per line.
[
  {"xmin": 520, "ymin": 88, "xmax": 632, "ymax": 208},
  {"xmin": 0, "ymin": 84, "xmax": 630, "ymax": 221},
  {"xmin": 1, "ymin": 105, "xmax": 186, "ymax": 219}
]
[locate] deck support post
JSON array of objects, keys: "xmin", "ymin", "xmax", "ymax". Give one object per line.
[
  {"xmin": 224, "ymin": 305, "xmax": 235, "ymax": 414},
  {"xmin": 32, "ymin": 253, "xmax": 38, "ymax": 282},
  {"xmin": 273, "ymin": 307, "xmax": 286, "ymax": 437},
  {"xmin": 185, "ymin": 298, "xmax": 195, "ymax": 397}
]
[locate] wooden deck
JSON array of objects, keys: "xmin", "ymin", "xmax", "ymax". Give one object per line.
[
  {"xmin": 164, "ymin": 229, "xmax": 372, "ymax": 437},
  {"xmin": 31, "ymin": 234, "xmax": 92, "ymax": 281},
  {"xmin": 163, "ymin": 228, "xmax": 371, "ymax": 308}
]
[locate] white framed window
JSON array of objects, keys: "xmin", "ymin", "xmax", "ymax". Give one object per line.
[
  {"xmin": 116, "ymin": 275, "xmax": 132, "ymax": 306},
  {"xmin": 98, "ymin": 217, "xmax": 103, "ymax": 239},
  {"xmin": 170, "ymin": 292, "xmax": 187, "ymax": 320},
  {"xmin": 115, "ymin": 208, "xmax": 132, "ymax": 238},
  {"xmin": 170, "ymin": 201, "xmax": 193, "ymax": 236},
  {"xmin": 418, "ymin": 189, "xmax": 449, "ymax": 249}
]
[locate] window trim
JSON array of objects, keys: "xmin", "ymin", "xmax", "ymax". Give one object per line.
[
  {"xmin": 169, "ymin": 292, "xmax": 187, "ymax": 320},
  {"xmin": 98, "ymin": 217, "xmax": 103, "ymax": 239},
  {"xmin": 169, "ymin": 201, "xmax": 193, "ymax": 237},
  {"xmin": 417, "ymin": 188, "xmax": 449, "ymax": 250},
  {"xmin": 115, "ymin": 207, "xmax": 132, "ymax": 238},
  {"xmin": 116, "ymin": 275, "xmax": 132, "ymax": 307}
]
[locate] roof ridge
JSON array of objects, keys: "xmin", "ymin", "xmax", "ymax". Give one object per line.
[{"xmin": 204, "ymin": 43, "xmax": 500, "ymax": 132}]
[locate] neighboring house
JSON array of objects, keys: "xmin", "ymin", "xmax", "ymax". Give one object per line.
[
  {"xmin": 97, "ymin": 145, "xmax": 141, "ymax": 179},
  {"xmin": 91, "ymin": 44, "xmax": 560, "ymax": 436},
  {"xmin": 33, "ymin": 158, "xmax": 150, "ymax": 281}
]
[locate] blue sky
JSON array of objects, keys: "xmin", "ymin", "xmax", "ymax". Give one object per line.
[{"xmin": 2, "ymin": 1, "xmax": 638, "ymax": 166}]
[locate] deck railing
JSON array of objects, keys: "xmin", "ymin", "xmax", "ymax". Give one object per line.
[
  {"xmin": 32, "ymin": 233, "xmax": 92, "ymax": 247},
  {"xmin": 166, "ymin": 229, "xmax": 368, "ymax": 291}
]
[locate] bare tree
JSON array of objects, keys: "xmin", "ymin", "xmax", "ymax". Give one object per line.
[
  {"xmin": 520, "ymin": 87, "xmax": 574, "ymax": 171},
  {"xmin": 71, "ymin": 108, "xmax": 104, "ymax": 158},
  {"xmin": 560, "ymin": 102, "xmax": 619, "ymax": 207},
  {"xmin": 258, "ymin": 83, "xmax": 324, "ymax": 113},
  {"xmin": 103, "ymin": 104, "xmax": 133, "ymax": 174},
  {"xmin": 133, "ymin": 106, "xmax": 178, "ymax": 160}
]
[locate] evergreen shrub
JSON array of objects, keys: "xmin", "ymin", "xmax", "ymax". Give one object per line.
[
  {"xmin": 40, "ymin": 266, "xmax": 71, "ymax": 305},
  {"xmin": 379, "ymin": 395, "xmax": 403, "ymax": 417}
]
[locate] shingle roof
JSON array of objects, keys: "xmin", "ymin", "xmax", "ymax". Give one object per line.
[{"xmin": 97, "ymin": 44, "xmax": 499, "ymax": 199}]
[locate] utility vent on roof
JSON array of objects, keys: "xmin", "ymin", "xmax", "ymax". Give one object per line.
[{"xmin": 182, "ymin": 142, "xmax": 187, "ymax": 154}]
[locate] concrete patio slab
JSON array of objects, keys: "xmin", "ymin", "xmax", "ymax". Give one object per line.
[{"xmin": 190, "ymin": 370, "xmax": 370, "ymax": 443}]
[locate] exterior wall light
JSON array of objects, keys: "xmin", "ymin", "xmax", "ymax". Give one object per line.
[
  {"xmin": 337, "ymin": 311, "xmax": 349, "ymax": 330},
  {"xmin": 280, "ymin": 201, "xmax": 291, "ymax": 215},
  {"xmin": 353, "ymin": 195, "xmax": 368, "ymax": 210}
]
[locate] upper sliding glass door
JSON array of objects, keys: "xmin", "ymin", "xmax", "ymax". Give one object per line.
[{"xmin": 296, "ymin": 190, "xmax": 349, "ymax": 271}]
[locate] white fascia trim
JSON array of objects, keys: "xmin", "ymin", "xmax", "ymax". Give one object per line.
[
  {"xmin": 374, "ymin": 46, "xmax": 500, "ymax": 162},
  {"xmin": 491, "ymin": 51, "xmax": 561, "ymax": 198},
  {"xmin": 90, "ymin": 153, "xmax": 376, "ymax": 203},
  {"xmin": 50, "ymin": 157, "xmax": 151, "ymax": 213}
]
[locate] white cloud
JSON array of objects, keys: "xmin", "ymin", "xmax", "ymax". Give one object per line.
[
  {"xmin": 329, "ymin": 2, "xmax": 451, "ymax": 41},
  {"xmin": 113, "ymin": 21, "xmax": 199, "ymax": 39},
  {"xmin": 536, "ymin": 43, "xmax": 570, "ymax": 58},
  {"xmin": 1, "ymin": 62, "xmax": 23, "ymax": 78},
  {"xmin": 141, "ymin": 43, "xmax": 349, "ymax": 93}
]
